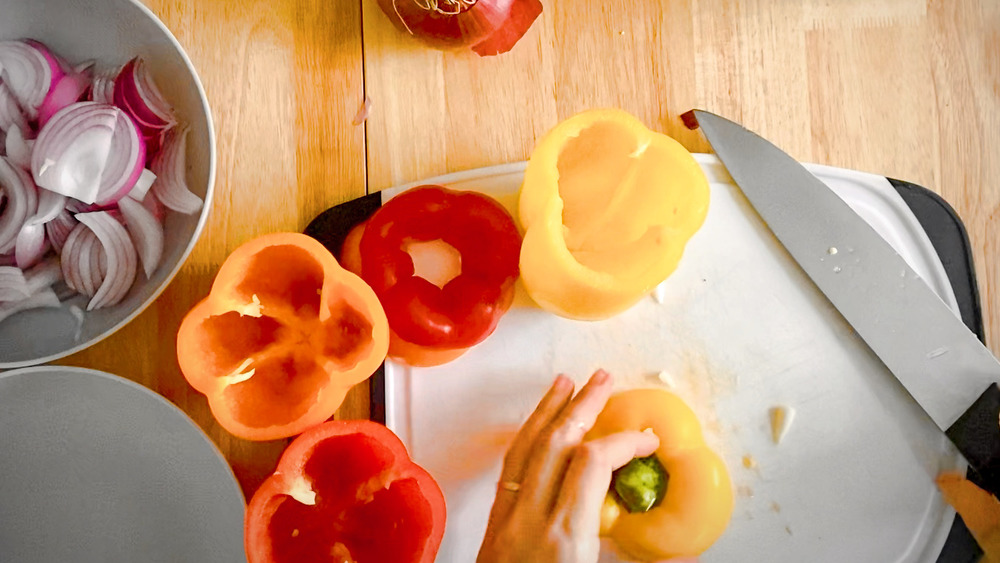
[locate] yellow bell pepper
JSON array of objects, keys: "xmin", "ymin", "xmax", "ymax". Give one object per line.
[
  {"xmin": 518, "ymin": 109, "xmax": 709, "ymax": 320},
  {"xmin": 587, "ymin": 388, "xmax": 733, "ymax": 560}
]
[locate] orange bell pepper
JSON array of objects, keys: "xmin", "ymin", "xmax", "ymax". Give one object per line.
[
  {"xmin": 587, "ymin": 388, "xmax": 733, "ymax": 560},
  {"xmin": 176, "ymin": 233, "xmax": 389, "ymax": 441},
  {"xmin": 518, "ymin": 109, "xmax": 710, "ymax": 320}
]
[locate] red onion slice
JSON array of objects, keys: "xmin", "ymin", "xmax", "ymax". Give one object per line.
[
  {"xmin": 118, "ymin": 195, "xmax": 163, "ymax": 278},
  {"xmin": 4, "ymin": 124, "xmax": 32, "ymax": 170},
  {"xmin": 60, "ymin": 222, "xmax": 86, "ymax": 294},
  {"xmin": 0, "ymin": 156, "xmax": 38, "ymax": 253},
  {"xmin": 126, "ymin": 168, "xmax": 156, "ymax": 202},
  {"xmin": 75, "ymin": 227, "xmax": 98, "ymax": 297},
  {"xmin": 0, "ymin": 286, "xmax": 60, "ymax": 325},
  {"xmin": 45, "ymin": 208, "xmax": 77, "ymax": 253},
  {"xmin": 0, "ymin": 82, "xmax": 28, "ymax": 134},
  {"xmin": 151, "ymin": 126, "xmax": 202, "ymax": 214},
  {"xmin": 32, "ymin": 102, "xmax": 145, "ymax": 206},
  {"xmin": 0, "ymin": 265, "xmax": 29, "ymax": 301},
  {"xmin": 24, "ymin": 257, "xmax": 62, "ymax": 295},
  {"xmin": 75, "ymin": 211, "xmax": 137, "ymax": 310},
  {"xmin": 38, "ymin": 68, "xmax": 92, "ymax": 127},
  {"xmin": 90, "ymin": 67, "xmax": 119, "ymax": 105},
  {"xmin": 0, "ymin": 40, "xmax": 54, "ymax": 119},
  {"xmin": 87, "ymin": 229, "xmax": 105, "ymax": 292},
  {"xmin": 14, "ymin": 221, "xmax": 47, "ymax": 269},
  {"xmin": 27, "ymin": 188, "xmax": 66, "ymax": 225},
  {"xmin": 141, "ymin": 190, "xmax": 165, "ymax": 221},
  {"xmin": 113, "ymin": 58, "xmax": 175, "ymax": 130}
]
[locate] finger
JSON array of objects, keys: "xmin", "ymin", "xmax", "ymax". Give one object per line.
[
  {"xmin": 519, "ymin": 369, "xmax": 615, "ymax": 512},
  {"xmin": 486, "ymin": 375, "xmax": 574, "ymax": 527},
  {"xmin": 553, "ymin": 430, "xmax": 660, "ymax": 537}
]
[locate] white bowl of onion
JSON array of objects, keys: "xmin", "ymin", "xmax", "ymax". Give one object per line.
[{"xmin": 0, "ymin": 0, "xmax": 214, "ymax": 367}]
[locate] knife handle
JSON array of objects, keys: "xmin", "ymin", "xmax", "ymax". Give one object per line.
[{"xmin": 946, "ymin": 383, "xmax": 1000, "ymax": 495}]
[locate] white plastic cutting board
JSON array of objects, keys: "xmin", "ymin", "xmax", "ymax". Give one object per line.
[{"xmin": 382, "ymin": 155, "xmax": 964, "ymax": 563}]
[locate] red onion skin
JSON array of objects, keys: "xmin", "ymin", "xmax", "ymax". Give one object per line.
[
  {"xmin": 376, "ymin": 0, "xmax": 542, "ymax": 55},
  {"xmin": 38, "ymin": 70, "xmax": 93, "ymax": 128}
]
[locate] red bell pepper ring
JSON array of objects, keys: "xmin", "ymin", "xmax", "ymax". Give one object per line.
[
  {"xmin": 245, "ymin": 420, "xmax": 446, "ymax": 563},
  {"xmin": 358, "ymin": 185, "xmax": 521, "ymax": 351}
]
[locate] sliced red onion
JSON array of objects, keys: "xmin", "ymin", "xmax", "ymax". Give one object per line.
[
  {"xmin": 45, "ymin": 208, "xmax": 77, "ymax": 253},
  {"xmin": 76, "ymin": 227, "xmax": 97, "ymax": 297},
  {"xmin": 0, "ymin": 40, "xmax": 55, "ymax": 119},
  {"xmin": 32, "ymin": 102, "xmax": 145, "ymax": 206},
  {"xmin": 113, "ymin": 58, "xmax": 175, "ymax": 129},
  {"xmin": 14, "ymin": 221, "xmax": 47, "ymax": 269},
  {"xmin": 27, "ymin": 188, "xmax": 66, "ymax": 225},
  {"xmin": 126, "ymin": 168, "xmax": 156, "ymax": 202},
  {"xmin": 60, "ymin": 222, "xmax": 87, "ymax": 294},
  {"xmin": 0, "ymin": 286, "xmax": 60, "ymax": 325},
  {"xmin": 151, "ymin": 126, "xmax": 202, "ymax": 214},
  {"xmin": 75, "ymin": 211, "xmax": 137, "ymax": 310},
  {"xmin": 24, "ymin": 256, "xmax": 62, "ymax": 295},
  {"xmin": 90, "ymin": 67, "xmax": 119, "ymax": 105},
  {"xmin": 38, "ymin": 67, "xmax": 93, "ymax": 128},
  {"xmin": 142, "ymin": 189, "xmax": 165, "ymax": 221},
  {"xmin": 86, "ymin": 230, "xmax": 105, "ymax": 293},
  {"xmin": 0, "ymin": 265, "xmax": 29, "ymax": 301},
  {"xmin": 0, "ymin": 156, "xmax": 38, "ymax": 253},
  {"xmin": 0, "ymin": 82, "xmax": 28, "ymax": 134},
  {"xmin": 0, "ymin": 253, "xmax": 13, "ymax": 267},
  {"xmin": 4, "ymin": 124, "xmax": 32, "ymax": 170},
  {"xmin": 118, "ymin": 195, "xmax": 163, "ymax": 278}
]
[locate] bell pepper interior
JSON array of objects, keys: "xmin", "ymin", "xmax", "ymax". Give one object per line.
[
  {"xmin": 267, "ymin": 434, "xmax": 435, "ymax": 563},
  {"xmin": 234, "ymin": 245, "xmax": 324, "ymax": 319},
  {"xmin": 223, "ymin": 351, "xmax": 327, "ymax": 428},
  {"xmin": 197, "ymin": 311, "xmax": 283, "ymax": 375},
  {"xmin": 319, "ymin": 299, "xmax": 374, "ymax": 368},
  {"xmin": 556, "ymin": 122, "xmax": 640, "ymax": 235}
]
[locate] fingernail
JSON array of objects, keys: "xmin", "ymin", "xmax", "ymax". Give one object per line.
[
  {"xmin": 553, "ymin": 374, "xmax": 571, "ymax": 389},
  {"xmin": 593, "ymin": 369, "xmax": 610, "ymax": 384}
]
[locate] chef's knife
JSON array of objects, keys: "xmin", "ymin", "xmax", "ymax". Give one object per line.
[{"xmin": 688, "ymin": 109, "xmax": 1000, "ymax": 487}]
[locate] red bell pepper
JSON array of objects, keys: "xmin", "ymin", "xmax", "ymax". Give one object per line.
[
  {"xmin": 245, "ymin": 420, "xmax": 446, "ymax": 563},
  {"xmin": 346, "ymin": 185, "xmax": 521, "ymax": 366}
]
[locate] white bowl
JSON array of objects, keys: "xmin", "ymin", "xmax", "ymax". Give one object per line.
[{"xmin": 0, "ymin": 0, "xmax": 215, "ymax": 367}]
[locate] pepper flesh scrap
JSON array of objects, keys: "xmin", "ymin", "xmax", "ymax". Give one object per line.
[{"xmin": 177, "ymin": 233, "xmax": 389, "ymax": 441}]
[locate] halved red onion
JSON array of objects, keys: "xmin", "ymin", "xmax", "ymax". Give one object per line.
[
  {"xmin": 27, "ymin": 188, "xmax": 66, "ymax": 225},
  {"xmin": 0, "ymin": 265, "xmax": 29, "ymax": 301},
  {"xmin": 0, "ymin": 156, "xmax": 38, "ymax": 253},
  {"xmin": 0, "ymin": 40, "xmax": 55, "ymax": 119},
  {"xmin": 24, "ymin": 256, "xmax": 62, "ymax": 295},
  {"xmin": 75, "ymin": 211, "xmax": 137, "ymax": 310},
  {"xmin": 32, "ymin": 102, "xmax": 145, "ymax": 205},
  {"xmin": 151, "ymin": 126, "xmax": 202, "ymax": 214},
  {"xmin": 0, "ymin": 82, "xmax": 28, "ymax": 134},
  {"xmin": 45, "ymin": 208, "xmax": 77, "ymax": 253},
  {"xmin": 0, "ymin": 286, "xmax": 60, "ymax": 325},
  {"xmin": 14, "ymin": 221, "xmax": 47, "ymax": 269},
  {"xmin": 38, "ymin": 67, "xmax": 93, "ymax": 128},
  {"xmin": 4, "ymin": 124, "xmax": 32, "ymax": 170},
  {"xmin": 118, "ymin": 195, "xmax": 163, "ymax": 278},
  {"xmin": 126, "ymin": 168, "xmax": 156, "ymax": 202}
]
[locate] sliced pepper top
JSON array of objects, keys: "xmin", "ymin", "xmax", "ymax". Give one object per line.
[
  {"xmin": 245, "ymin": 421, "xmax": 446, "ymax": 563},
  {"xmin": 177, "ymin": 233, "xmax": 389, "ymax": 441},
  {"xmin": 519, "ymin": 109, "xmax": 710, "ymax": 320}
]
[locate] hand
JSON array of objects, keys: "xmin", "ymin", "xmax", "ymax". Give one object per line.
[{"xmin": 477, "ymin": 370, "xmax": 694, "ymax": 563}]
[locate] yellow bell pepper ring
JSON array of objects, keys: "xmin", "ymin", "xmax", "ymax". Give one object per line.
[
  {"xmin": 518, "ymin": 109, "xmax": 710, "ymax": 320},
  {"xmin": 587, "ymin": 388, "xmax": 734, "ymax": 560}
]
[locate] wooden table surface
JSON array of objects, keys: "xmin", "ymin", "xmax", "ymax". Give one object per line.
[{"xmin": 61, "ymin": 0, "xmax": 999, "ymax": 499}]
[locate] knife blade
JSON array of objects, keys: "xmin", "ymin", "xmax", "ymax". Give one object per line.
[{"xmin": 689, "ymin": 109, "xmax": 1000, "ymax": 485}]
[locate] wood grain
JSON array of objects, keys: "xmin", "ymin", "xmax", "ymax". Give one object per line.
[
  {"xmin": 60, "ymin": 0, "xmax": 999, "ymax": 501},
  {"xmin": 59, "ymin": 0, "xmax": 369, "ymax": 499}
]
